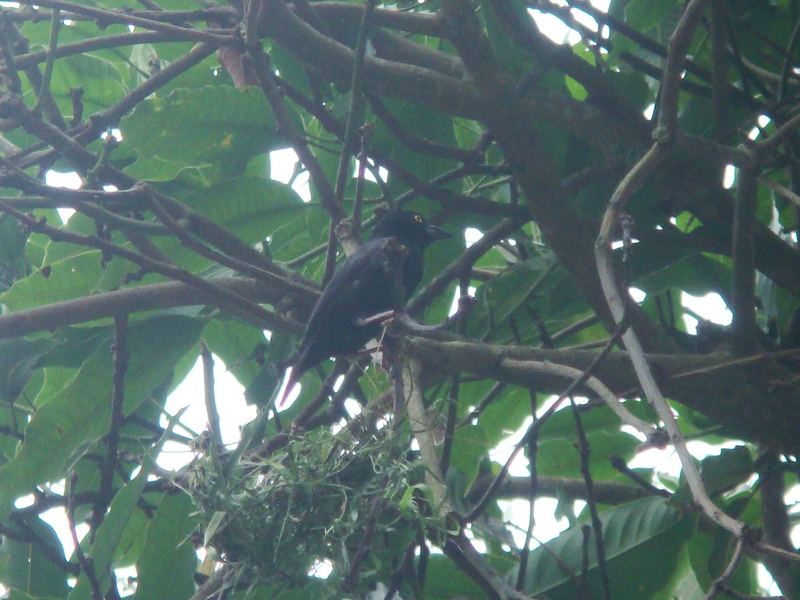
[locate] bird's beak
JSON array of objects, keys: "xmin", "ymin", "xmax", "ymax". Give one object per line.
[{"xmin": 426, "ymin": 224, "xmax": 452, "ymax": 241}]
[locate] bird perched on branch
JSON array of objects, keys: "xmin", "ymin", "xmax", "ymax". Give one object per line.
[{"xmin": 279, "ymin": 210, "xmax": 451, "ymax": 406}]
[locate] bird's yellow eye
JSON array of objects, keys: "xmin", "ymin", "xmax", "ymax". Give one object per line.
[{"xmin": 414, "ymin": 214, "xmax": 423, "ymax": 223}]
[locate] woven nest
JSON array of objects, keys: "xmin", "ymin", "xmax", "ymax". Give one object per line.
[{"xmin": 189, "ymin": 426, "xmax": 437, "ymax": 587}]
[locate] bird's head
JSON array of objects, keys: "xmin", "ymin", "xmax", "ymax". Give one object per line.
[{"xmin": 370, "ymin": 210, "xmax": 451, "ymax": 247}]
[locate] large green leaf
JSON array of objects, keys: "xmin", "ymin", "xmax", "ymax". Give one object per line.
[
  {"xmin": 449, "ymin": 424, "xmax": 488, "ymax": 489},
  {"xmin": 0, "ymin": 337, "xmax": 54, "ymax": 402},
  {"xmin": 66, "ymin": 410, "xmax": 183, "ymax": 600},
  {"xmin": 201, "ymin": 319, "xmax": 267, "ymax": 389},
  {"xmin": 516, "ymin": 497, "xmax": 696, "ymax": 600},
  {"xmin": 688, "ymin": 517, "xmax": 761, "ymax": 598},
  {"xmin": 132, "ymin": 491, "xmax": 198, "ymax": 600},
  {"xmin": 369, "ymin": 98, "xmax": 458, "ymax": 193},
  {"xmin": 120, "ymin": 86, "xmax": 283, "ymax": 182},
  {"xmin": 0, "ymin": 517, "xmax": 70, "ymax": 598},
  {"xmin": 671, "ymin": 446, "xmax": 754, "ymax": 506},
  {"xmin": 473, "ymin": 384, "xmax": 533, "ymax": 449},
  {"xmin": 2, "ymin": 213, "xmax": 141, "ymax": 309},
  {"xmin": 153, "ymin": 175, "xmax": 307, "ymax": 273},
  {"xmin": 49, "ymin": 54, "xmax": 127, "ymax": 116},
  {"xmin": 625, "ymin": 0, "xmax": 678, "ymax": 33},
  {"xmin": 480, "ymin": 0, "xmax": 535, "ymax": 77},
  {"xmin": 1, "ymin": 248, "xmax": 135, "ymax": 310},
  {"xmin": 0, "ymin": 316, "xmax": 203, "ymax": 518},
  {"xmin": 424, "ymin": 552, "xmax": 514, "ymax": 600},
  {"xmin": 535, "ymin": 404, "xmax": 646, "ymax": 480},
  {"xmin": 466, "ymin": 257, "xmax": 587, "ymax": 344}
]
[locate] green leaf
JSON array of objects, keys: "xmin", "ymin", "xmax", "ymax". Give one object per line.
[
  {"xmin": 228, "ymin": 579, "xmax": 335, "ymax": 600},
  {"xmin": 120, "ymin": 86, "xmax": 282, "ymax": 182},
  {"xmin": 625, "ymin": 0, "xmax": 678, "ymax": 32},
  {"xmin": 651, "ymin": 545, "xmax": 698, "ymax": 600},
  {"xmin": 565, "ymin": 76, "xmax": 588, "ymax": 101},
  {"xmin": 132, "ymin": 491, "xmax": 198, "ymax": 600},
  {"xmin": 110, "ymin": 507, "xmax": 149, "ymax": 568},
  {"xmin": 48, "ymin": 54, "xmax": 126, "ymax": 116},
  {"xmin": 465, "ymin": 257, "xmax": 547, "ymax": 336},
  {"xmin": 688, "ymin": 523, "xmax": 761, "ymax": 596},
  {"xmin": 67, "ymin": 410, "xmax": 184, "ymax": 600},
  {"xmin": 474, "ymin": 385, "xmax": 532, "ymax": 448},
  {"xmin": 0, "ymin": 516, "xmax": 70, "ymax": 598},
  {"xmin": 5, "ymin": 590, "xmax": 40, "ymax": 600},
  {"xmin": 151, "ymin": 175, "xmax": 306, "ymax": 273},
  {"xmin": 536, "ymin": 404, "xmax": 645, "ymax": 480},
  {"xmin": 1, "ymin": 247, "xmax": 134, "ymax": 311},
  {"xmin": 699, "ymin": 446, "xmax": 754, "ymax": 496},
  {"xmin": 28, "ymin": 517, "xmax": 71, "ymax": 597},
  {"xmin": 201, "ymin": 320, "xmax": 267, "ymax": 389},
  {"xmin": 517, "ymin": 497, "xmax": 696, "ymax": 600},
  {"xmin": 0, "ymin": 337, "xmax": 54, "ymax": 402},
  {"xmin": 2, "ymin": 213, "xmax": 145, "ymax": 310},
  {"xmin": 424, "ymin": 552, "xmax": 506, "ymax": 600},
  {"xmin": 480, "ymin": 0, "xmax": 535, "ymax": 77},
  {"xmin": 668, "ymin": 558, "xmax": 705, "ymax": 600},
  {"xmin": 369, "ymin": 98, "xmax": 458, "ymax": 193},
  {"xmin": 671, "ymin": 445, "xmax": 754, "ymax": 505},
  {"xmin": 0, "ymin": 316, "xmax": 203, "ymax": 518},
  {"xmin": 0, "ymin": 215, "xmax": 29, "ymax": 286},
  {"xmin": 186, "ymin": 175, "xmax": 304, "ymax": 242},
  {"xmin": 449, "ymin": 424, "xmax": 487, "ymax": 489}
]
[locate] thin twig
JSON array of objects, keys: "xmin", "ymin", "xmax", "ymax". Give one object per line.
[
  {"xmin": 460, "ymin": 381, "xmax": 507, "ymax": 426},
  {"xmin": 439, "ymin": 374, "xmax": 459, "ymax": 476},
  {"xmin": 343, "ymin": 493, "xmax": 383, "ymax": 591},
  {"xmin": 609, "ymin": 456, "xmax": 671, "ymax": 498},
  {"xmin": 0, "ymin": 201, "xmax": 294, "ymax": 331},
  {"xmin": 514, "ymin": 390, "xmax": 539, "ymax": 591},
  {"xmin": 201, "ymin": 341, "xmax": 224, "ymax": 452},
  {"xmin": 443, "ymin": 531, "xmax": 533, "ymax": 600},
  {"xmin": 368, "ymin": 94, "xmax": 482, "ymax": 163},
  {"xmin": 464, "ymin": 325, "xmax": 633, "ymax": 523},
  {"xmin": 331, "ymin": 0, "xmax": 377, "ymax": 221},
  {"xmin": 91, "ymin": 316, "xmax": 129, "ymax": 535},
  {"xmin": 709, "ymin": 0, "xmax": 729, "ymax": 141},
  {"xmin": 408, "ymin": 218, "xmax": 521, "ymax": 313},
  {"xmin": 13, "ymin": 0, "xmax": 238, "ymax": 45},
  {"xmin": 570, "ymin": 397, "xmax": 611, "ymax": 600},
  {"xmin": 321, "ymin": 0, "xmax": 377, "ymax": 283},
  {"xmin": 140, "ymin": 186, "xmax": 302, "ymax": 300},
  {"xmin": 13, "ymin": 31, "xmax": 184, "ymax": 69},
  {"xmin": 705, "ymin": 537, "xmax": 746, "ymax": 600},
  {"xmin": 33, "ymin": 8, "xmax": 60, "ymax": 115},
  {"xmin": 594, "ymin": 0, "xmax": 745, "ymax": 537},
  {"xmin": 403, "ymin": 358, "xmax": 445, "ymax": 504},
  {"xmin": 731, "ymin": 167, "xmax": 759, "ymax": 353},
  {"xmin": 67, "ymin": 473, "xmax": 103, "ymax": 600},
  {"xmin": 246, "ymin": 46, "xmax": 338, "ymax": 217}
]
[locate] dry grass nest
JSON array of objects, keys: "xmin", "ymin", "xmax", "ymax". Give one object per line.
[{"xmin": 189, "ymin": 425, "xmax": 441, "ymax": 588}]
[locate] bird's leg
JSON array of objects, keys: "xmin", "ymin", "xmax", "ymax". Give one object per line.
[
  {"xmin": 357, "ymin": 295, "xmax": 476, "ymax": 334},
  {"xmin": 396, "ymin": 296, "xmax": 477, "ymax": 333},
  {"xmin": 356, "ymin": 309, "xmax": 396, "ymax": 327}
]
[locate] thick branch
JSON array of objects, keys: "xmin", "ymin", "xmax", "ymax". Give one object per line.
[
  {"xmin": 405, "ymin": 336, "xmax": 800, "ymax": 456},
  {"xmin": 0, "ymin": 276, "xmax": 312, "ymax": 338}
]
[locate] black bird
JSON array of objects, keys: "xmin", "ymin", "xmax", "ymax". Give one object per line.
[{"xmin": 279, "ymin": 211, "xmax": 451, "ymax": 406}]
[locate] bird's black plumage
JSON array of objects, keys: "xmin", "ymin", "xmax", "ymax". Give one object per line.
[{"xmin": 280, "ymin": 211, "xmax": 450, "ymax": 405}]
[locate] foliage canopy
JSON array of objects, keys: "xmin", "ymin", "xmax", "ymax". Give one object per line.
[{"xmin": 0, "ymin": 0, "xmax": 799, "ymax": 598}]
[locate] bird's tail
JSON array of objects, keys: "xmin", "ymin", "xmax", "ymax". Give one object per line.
[{"xmin": 277, "ymin": 366, "xmax": 300, "ymax": 409}]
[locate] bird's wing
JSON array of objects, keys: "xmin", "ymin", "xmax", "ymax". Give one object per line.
[
  {"xmin": 308, "ymin": 238, "xmax": 395, "ymax": 322},
  {"xmin": 291, "ymin": 239, "xmax": 391, "ymax": 369}
]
